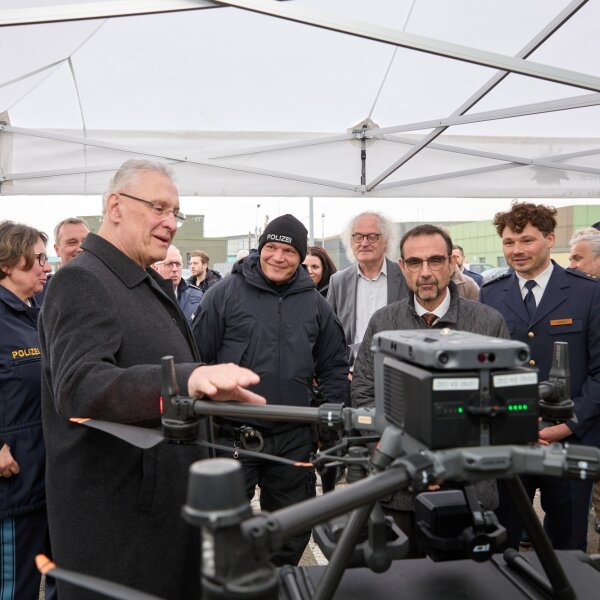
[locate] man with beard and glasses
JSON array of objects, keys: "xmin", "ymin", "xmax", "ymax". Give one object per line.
[{"xmin": 352, "ymin": 223, "xmax": 508, "ymax": 556}]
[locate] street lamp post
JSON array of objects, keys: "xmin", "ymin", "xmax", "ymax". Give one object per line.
[
  {"xmin": 321, "ymin": 213, "xmax": 326, "ymax": 247},
  {"xmin": 255, "ymin": 203, "xmax": 261, "ymax": 248}
]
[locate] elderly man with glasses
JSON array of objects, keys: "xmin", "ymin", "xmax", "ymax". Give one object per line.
[
  {"xmin": 154, "ymin": 245, "xmax": 203, "ymax": 323},
  {"xmin": 39, "ymin": 159, "xmax": 265, "ymax": 600},
  {"xmin": 351, "ymin": 224, "xmax": 509, "ymax": 557},
  {"xmin": 327, "ymin": 211, "xmax": 409, "ymax": 368}
]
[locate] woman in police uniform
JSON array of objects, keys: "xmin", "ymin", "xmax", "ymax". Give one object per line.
[{"xmin": 0, "ymin": 221, "xmax": 53, "ymax": 599}]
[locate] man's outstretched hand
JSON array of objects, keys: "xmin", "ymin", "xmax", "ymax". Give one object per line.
[{"xmin": 188, "ymin": 363, "xmax": 266, "ymax": 404}]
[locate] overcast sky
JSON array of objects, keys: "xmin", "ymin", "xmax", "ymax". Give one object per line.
[{"xmin": 4, "ymin": 195, "xmax": 599, "ymax": 253}]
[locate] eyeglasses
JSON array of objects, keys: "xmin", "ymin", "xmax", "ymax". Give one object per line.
[
  {"xmin": 403, "ymin": 255, "xmax": 450, "ymax": 272},
  {"xmin": 155, "ymin": 261, "xmax": 182, "ymax": 270},
  {"xmin": 118, "ymin": 192, "xmax": 186, "ymax": 227},
  {"xmin": 352, "ymin": 233, "xmax": 381, "ymax": 244},
  {"xmin": 34, "ymin": 252, "xmax": 48, "ymax": 267}
]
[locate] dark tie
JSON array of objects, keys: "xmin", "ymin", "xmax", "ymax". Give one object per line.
[
  {"xmin": 421, "ymin": 313, "xmax": 437, "ymax": 328},
  {"xmin": 524, "ymin": 280, "xmax": 537, "ymax": 319}
]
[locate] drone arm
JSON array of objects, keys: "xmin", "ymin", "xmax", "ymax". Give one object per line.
[
  {"xmin": 241, "ymin": 464, "xmax": 411, "ymax": 543},
  {"xmin": 432, "ymin": 443, "xmax": 600, "ymax": 483}
]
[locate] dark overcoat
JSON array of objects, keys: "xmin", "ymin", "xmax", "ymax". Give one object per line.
[{"xmin": 39, "ymin": 234, "xmax": 205, "ymax": 599}]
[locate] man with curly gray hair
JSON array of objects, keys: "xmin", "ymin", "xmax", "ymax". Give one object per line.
[{"xmin": 327, "ymin": 211, "xmax": 408, "ymax": 366}]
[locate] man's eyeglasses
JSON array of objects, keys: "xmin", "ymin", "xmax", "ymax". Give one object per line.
[
  {"xmin": 118, "ymin": 192, "xmax": 186, "ymax": 227},
  {"xmin": 156, "ymin": 261, "xmax": 182, "ymax": 270},
  {"xmin": 34, "ymin": 252, "xmax": 48, "ymax": 267},
  {"xmin": 403, "ymin": 255, "xmax": 450, "ymax": 272},
  {"xmin": 352, "ymin": 233, "xmax": 381, "ymax": 244}
]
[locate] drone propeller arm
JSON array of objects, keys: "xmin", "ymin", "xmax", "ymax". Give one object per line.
[
  {"xmin": 235, "ymin": 442, "xmax": 600, "ymax": 560},
  {"xmin": 191, "ymin": 398, "xmax": 321, "ymax": 422},
  {"xmin": 433, "ymin": 442, "xmax": 600, "ymax": 483},
  {"xmin": 242, "ymin": 464, "xmax": 413, "ymax": 542}
]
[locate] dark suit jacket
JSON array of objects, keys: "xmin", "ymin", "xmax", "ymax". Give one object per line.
[
  {"xmin": 326, "ymin": 257, "xmax": 409, "ymax": 350},
  {"xmin": 480, "ymin": 261, "xmax": 600, "ymax": 446},
  {"xmin": 39, "ymin": 233, "xmax": 204, "ymax": 599}
]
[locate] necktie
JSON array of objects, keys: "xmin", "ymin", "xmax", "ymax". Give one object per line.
[
  {"xmin": 421, "ymin": 313, "xmax": 437, "ymax": 328},
  {"xmin": 524, "ymin": 280, "xmax": 537, "ymax": 319}
]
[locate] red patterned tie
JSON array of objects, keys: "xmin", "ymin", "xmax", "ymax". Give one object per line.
[{"xmin": 421, "ymin": 313, "xmax": 437, "ymax": 327}]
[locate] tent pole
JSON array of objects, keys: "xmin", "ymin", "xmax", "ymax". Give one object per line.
[{"xmin": 308, "ymin": 197, "xmax": 314, "ymax": 246}]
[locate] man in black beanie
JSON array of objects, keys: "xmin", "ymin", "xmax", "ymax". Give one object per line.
[{"xmin": 193, "ymin": 214, "xmax": 350, "ymax": 566}]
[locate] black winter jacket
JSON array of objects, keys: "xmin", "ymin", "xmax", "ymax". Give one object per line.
[
  {"xmin": 0, "ymin": 285, "xmax": 46, "ymax": 519},
  {"xmin": 187, "ymin": 269, "xmax": 222, "ymax": 294},
  {"xmin": 193, "ymin": 254, "xmax": 349, "ymax": 427}
]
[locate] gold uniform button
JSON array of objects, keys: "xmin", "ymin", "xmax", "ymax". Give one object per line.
[
  {"xmin": 529, "ymin": 359, "xmax": 536, "ymax": 366},
  {"xmin": 528, "ymin": 331, "xmax": 535, "ymax": 338}
]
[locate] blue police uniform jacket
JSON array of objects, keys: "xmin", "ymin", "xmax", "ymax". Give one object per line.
[
  {"xmin": 0, "ymin": 285, "xmax": 46, "ymax": 519},
  {"xmin": 480, "ymin": 261, "xmax": 600, "ymax": 447},
  {"xmin": 176, "ymin": 278, "xmax": 203, "ymax": 323}
]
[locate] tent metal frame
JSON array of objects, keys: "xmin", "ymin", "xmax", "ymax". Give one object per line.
[{"xmin": 1, "ymin": 0, "xmax": 599, "ymax": 196}]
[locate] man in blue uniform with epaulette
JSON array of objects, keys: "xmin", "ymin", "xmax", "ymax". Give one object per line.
[{"xmin": 480, "ymin": 201, "xmax": 600, "ymax": 552}]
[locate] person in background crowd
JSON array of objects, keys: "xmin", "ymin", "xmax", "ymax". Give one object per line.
[
  {"xmin": 452, "ymin": 244, "xmax": 484, "ymax": 286},
  {"xmin": 480, "ymin": 202, "xmax": 600, "ymax": 552},
  {"xmin": 193, "ymin": 214, "xmax": 349, "ymax": 566},
  {"xmin": 568, "ymin": 227, "xmax": 600, "ymax": 538},
  {"xmin": 352, "ymin": 224, "xmax": 507, "ymax": 557},
  {"xmin": 39, "ymin": 159, "xmax": 265, "ymax": 600},
  {"xmin": 153, "ymin": 244, "xmax": 203, "ymax": 323},
  {"xmin": 0, "ymin": 221, "xmax": 55, "ymax": 600},
  {"xmin": 54, "ymin": 217, "xmax": 89, "ymax": 266},
  {"xmin": 568, "ymin": 228, "xmax": 600, "ymax": 279},
  {"xmin": 188, "ymin": 250, "xmax": 222, "ymax": 293},
  {"xmin": 303, "ymin": 245, "xmax": 337, "ymax": 297},
  {"xmin": 327, "ymin": 212, "xmax": 409, "ymax": 367},
  {"xmin": 35, "ymin": 217, "xmax": 89, "ymax": 304},
  {"xmin": 451, "ymin": 263, "xmax": 480, "ymax": 300}
]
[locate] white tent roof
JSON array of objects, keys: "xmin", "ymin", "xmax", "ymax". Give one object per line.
[{"xmin": 2, "ymin": 0, "xmax": 600, "ymax": 197}]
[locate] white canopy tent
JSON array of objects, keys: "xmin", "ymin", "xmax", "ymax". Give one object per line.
[{"xmin": 1, "ymin": 0, "xmax": 600, "ymax": 198}]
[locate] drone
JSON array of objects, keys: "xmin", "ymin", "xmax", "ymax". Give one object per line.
[{"xmin": 39, "ymin": 330, "xmax": 600, "ymax": 600}]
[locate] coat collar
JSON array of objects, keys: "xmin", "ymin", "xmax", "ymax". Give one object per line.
[
  {"xmin": 82, "ymin": 233, "xmax": 156, "ymax": 290},
  {"xmin": 0, "ymin": 284, "xmax": 40, "ymax": 323}
]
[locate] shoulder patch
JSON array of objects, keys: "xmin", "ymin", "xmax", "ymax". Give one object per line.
[
  {"xmin": 481, "ymin": 271, "xmax": 512, "ymax": 287},
  {"xmin": 565, "ymin": 267, "xmax": 599, "ymax": 281}
]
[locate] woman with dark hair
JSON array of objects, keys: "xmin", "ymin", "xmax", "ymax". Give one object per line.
[
  {"xmin": 0, "ymin": 221, "xmax": 54, "ymax": 599},
  {"xmin": 303, "ymin": 246, "xmax": 337, "ymax": 297}
]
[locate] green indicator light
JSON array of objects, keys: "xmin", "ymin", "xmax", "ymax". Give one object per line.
[
  {"xmin": 508, "ymin": 405, "xmax": 513, "ymax": 411},
  {"xmin": 457, "ymin": 407, "xmax": 463, "ymax": 414},
  {"xmin": 518, "ymin": 405, "xmax": 523, "ymax": 411},
  {"xmin": 523, "ymin": 404, "xmax": 528, "ymax": 410}
]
